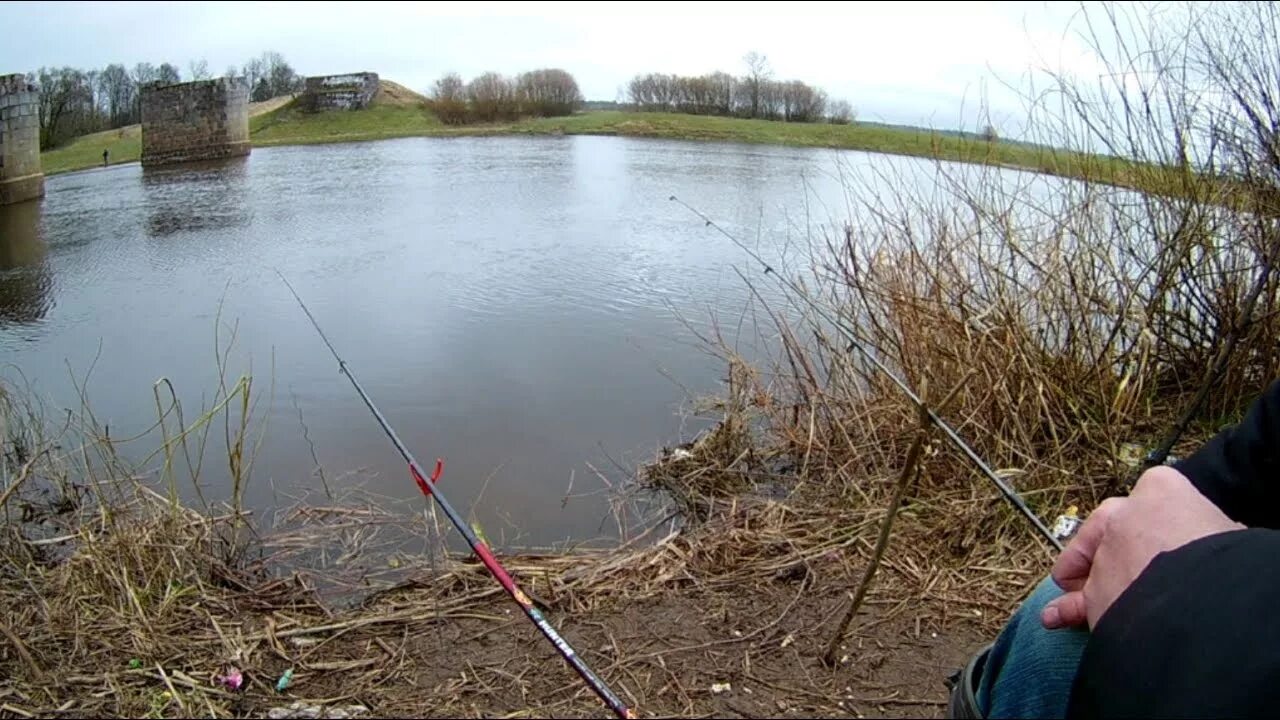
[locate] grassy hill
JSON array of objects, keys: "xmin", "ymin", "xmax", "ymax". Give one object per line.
[{"xmin": 40, "ymin": 79, "xmax": 1150, "ymax": 190}]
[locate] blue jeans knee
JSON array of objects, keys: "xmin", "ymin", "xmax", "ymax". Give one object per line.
[{"xmin": 975, "ymin": 577, "xmax": 1089, "ymax": 719}]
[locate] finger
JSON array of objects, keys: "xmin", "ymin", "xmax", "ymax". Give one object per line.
[
  {"xmin": 1051, "ymin": 497, "xmax": 1122, "ymax": 591},
  {"xmin": 1042, "ymin": 590, "xmax": 1088, "ymax": 629}
]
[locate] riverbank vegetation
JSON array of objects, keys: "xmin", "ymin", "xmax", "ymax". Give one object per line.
[
  {"xmin": 36, "ymin": 53, "xmax": 1137, "ymax": 188},
  {"xmin": 625, "ymin": 52, "xmax": 852, "ymax": 124},
  {"xmin": 7, "ymin": 3, "xmax": 1280, "ymax": 718},
  {"xmin": 428, "ymin": 67, "xmax": 584, "ymax": 124},
  {"xmin": 45, "ymin": 82, "xmax": 1142, "ymax": 193}
]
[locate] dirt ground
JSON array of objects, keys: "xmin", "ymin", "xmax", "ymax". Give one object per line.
[
  {"xmin": 204, "ymin": 549, "xmax": 1012, "ymax": 719},
  {"xmin": 367, "ymin": 585, "xmax": 988, "ymax": 718}
]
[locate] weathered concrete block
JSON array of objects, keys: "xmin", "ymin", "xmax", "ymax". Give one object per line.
[
  {"xmin": 301, "ymin": 72, "xmax": 379, "ymax": 112},
  {"xmin": 0, "ymin": 72, "xmax": 45, "ymax": 205},
  {"xmin": 141, "ymin": 77, "xmax": 251, "ymax": 167}
]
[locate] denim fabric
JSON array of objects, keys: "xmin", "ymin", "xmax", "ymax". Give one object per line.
[{"xmin": 976, "ymin": 577, "xmax": 1089, "ymax": 719}]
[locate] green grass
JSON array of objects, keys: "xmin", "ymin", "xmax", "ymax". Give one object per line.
[
  {"xmin": 41, "ymin": 100, "xmax": 1157, "ymax": 192},
  {"xmin": 41, "ymin": 125, "xmax": 141, "ymax": 176},
  {"xmin": 517, "ymin": 111, "xmax": 1132, "ymax": 180}
]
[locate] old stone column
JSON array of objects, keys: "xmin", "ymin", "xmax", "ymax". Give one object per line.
[
  {"xmin": 0, "ymin": 73, "xmax": 45, "ymax": 206},
  {"xmin": 141, "ymin": 77, "xmax": 251, "ymax": 167}
]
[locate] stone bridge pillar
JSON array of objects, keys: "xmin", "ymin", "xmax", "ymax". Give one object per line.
[
  {"xmin": 0, "ymin": 73, "xmax": 45, "ymax": 206},
  {"xmin": 141, "ymin": 77, "xmax": 250, "ymax": 167}
]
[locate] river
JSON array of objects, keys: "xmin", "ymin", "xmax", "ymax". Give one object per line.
[{"xmin": 0, "ymin": 135, "xmax": 941, "ymax": 547}]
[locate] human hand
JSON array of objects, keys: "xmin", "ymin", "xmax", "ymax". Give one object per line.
[{"xmin": 1041, "ymin": 466, "xmax": 1243, "ymax": 630}]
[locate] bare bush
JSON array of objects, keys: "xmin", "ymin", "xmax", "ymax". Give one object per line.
[
  {"xmin": 827, "ymin": 99, "xmax": 854, "ymax": 124},
  {"xmin": 516, "ymin": 68, "xmax": 584, "ymax": 117},
  {"xmin": 628, "ymin": 67, "xmax": 831, "ymax": 122},
  {"xmin": 430, "ymin": 72, "xmax": 468, "ymax": 125},
  {"xmin": 466, "ymin": 71, "xmax": 517, "ymax": 122}
]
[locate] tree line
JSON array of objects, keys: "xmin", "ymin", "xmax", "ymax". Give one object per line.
[
  {"xmin": 429, "ymin": 68, "xmax": 584, "ymax": 124},
  {"xmin": 626, "ymin": 52, "xmax": 853, "ymax": 124},
  {"xmin": 27, "ymin": 51, "xmax": 304, "ymax": 150}
]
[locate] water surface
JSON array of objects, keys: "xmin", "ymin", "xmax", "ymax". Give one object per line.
[{"xmin": 0, "ymin": 135, "xmax": 933, "ymax": 546}]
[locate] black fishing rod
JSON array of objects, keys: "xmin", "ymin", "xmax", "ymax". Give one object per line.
[
  {"xmin": 277, "ymin": 272, "xmax": 635, "ymax": 719},
  {"xmin": 669, "ymin": 196, "xmax": 1064, "ymax": 552}
]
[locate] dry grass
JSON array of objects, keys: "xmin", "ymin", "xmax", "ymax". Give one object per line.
[
  {"xmin": 0, "ymin": 371, "xmax": 1010, "ymax": 718},
  {"xmin": 373, "ymin": 80, "xmax": 430, "ymax": 108}
]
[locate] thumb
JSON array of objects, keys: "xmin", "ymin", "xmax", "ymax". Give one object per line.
[
  {"xmin": 1051, "ymin": 497, "xmax": 1121, "ymax": 591},
  {"xmin": 1042, "ymin": 590, "xmax": 1088, "ymax": 629}
]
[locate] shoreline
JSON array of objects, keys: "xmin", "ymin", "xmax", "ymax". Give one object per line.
[{"xmin": 39, "ymin": 105, "xmax": 1142, "ymax": 192}]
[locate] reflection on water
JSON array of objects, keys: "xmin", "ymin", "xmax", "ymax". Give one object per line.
[
  {"xmin": 144, "ymin": 157, "xmax": 252, "ymax": 237},
  {"xmin": 0, "ymin": 136, "xmax": 966, "ymax": 546},
  {"xmin": 0, "ymin": 200, "xmax": 54, "ymax": 326}
]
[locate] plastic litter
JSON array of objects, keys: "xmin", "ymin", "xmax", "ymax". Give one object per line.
[
  {"xmin": 127, "ymin": 658, "xmax": 142, "ymax": 670},
  {"xmin": 275, "ymin": 668, "xmax": 295, "ymax": 692},
  {"xmin": 217, "ymin": 667, "xmax": 244, "ymax": 691},
  {"xmin": 1052, "ymin": 506, "xmax": 1083, "ymax": 543},
  {"xmin": 710, "ymin": 682, "xmax": 732, "ymax": 695}
]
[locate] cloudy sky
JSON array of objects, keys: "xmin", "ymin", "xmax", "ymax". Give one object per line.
[{"xmin": 0, "ymin": 1, "xmax": 1111, "ymax": 134}]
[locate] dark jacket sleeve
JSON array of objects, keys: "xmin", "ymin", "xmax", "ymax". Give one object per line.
[
  {"xmin": 1064, "ymin": 382, "xmax": 1280, "ymax": 717},
  {"xmin": 1068, "ymin": 529, "xmax": 1280, "ymax": 718},
  {"xmin": 1173, "ymin": 378, "xmax": 1280, "ymax": 528}
]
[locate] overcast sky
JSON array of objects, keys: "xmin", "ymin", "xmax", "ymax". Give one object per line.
[{"xmin": 0, "ymin": 1, "xmax": 1112, "ymax": 134}]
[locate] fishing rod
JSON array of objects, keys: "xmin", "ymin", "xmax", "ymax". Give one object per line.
[
  {"xmin": 277, "ymin": 272, "xmax": 635, "ymax": 720},
  {"xmin": 669, "ymin": 196, "xmax": 1064, "ymax": 552}
]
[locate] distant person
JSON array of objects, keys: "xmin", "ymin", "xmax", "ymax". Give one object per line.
[
  {"xmin": 102, "ymin": 149, "xmax": 109, "ymax": 167},
  {"xmin": 948, "ymin": 378, "xmax": 1280, "ymax": 718}
]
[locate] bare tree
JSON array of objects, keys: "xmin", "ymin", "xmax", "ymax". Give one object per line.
[
  {"xmin": 628, "ymin": 74, "xmax": 656, "ymax": 110},
  {"xmin": 743, "ymin": 51, "xmax": 771, "ymax": 118},
  {"xmin": 241, "ymin": 57, "xmax": 266, "ymax": 97},
  {"xmin": 157, "ymin": 63, "xmax": 181, "ymax": 84},
  {"xmin": 708, "ymin": 71, "xmax": 734, "ymax": 115},
  {"xmin": 34, "ymin": 67, "xmax": 98, "ymax": 148},
  {"xmin": 188, "ymin": 59, "xmax": 211, "ymax": 81},
  {"xmin": 758, "ymin": 79, "xmax": 783, "ymax": 120},
  {"xmin": 129, "ymin": 62, "xmax": 158, "ymax": 119},
  {"xmin": 98, "ymin": 63, "xmax": 134, "ymax": 126},
  {"xmin": 261, "ymin": 51, "xmax": 300, "ymax": 98},
  {"xmin": 131, "ymin": 62, "xmax": 157, "ymax": 86}
]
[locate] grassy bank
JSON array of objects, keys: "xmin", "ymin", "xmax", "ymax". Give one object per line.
[
  {"xmin": 41, "ymin": 80, "xmax": 1143, "ymax": 190},
  {"xmin": 516, "ymin": 111, "xmax": 1139, "ymax": 185}
]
